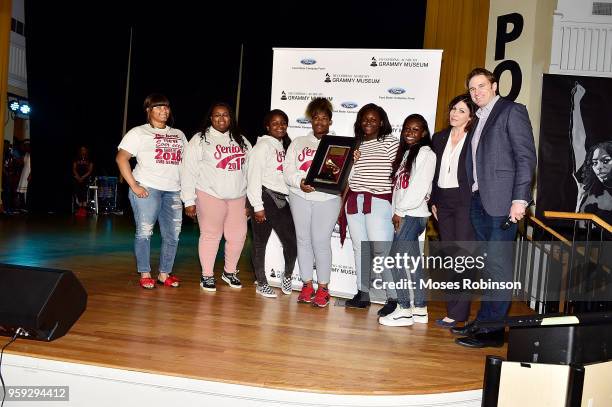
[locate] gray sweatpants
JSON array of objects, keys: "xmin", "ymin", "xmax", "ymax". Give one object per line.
[{"xmin": 288, "ymin": 191, "xmax": 341, "ymax": 284}]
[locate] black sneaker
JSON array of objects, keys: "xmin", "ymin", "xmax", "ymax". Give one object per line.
[
  {"xmin": 345, "ymin": 291, "xmax": 371, "ymax": 309},
  {"xmin": 377, "ymin": 299, "xmax": 398, "ymax": 317},
  {"xmin": 281, "ymin": 275, "xmax": 292, "ymax": 295},
  {"xmin": 222, "ymin": 270, "xmax": 242, "ymax": 288},
  {"xmin": 200, "ymin": 275, "xmax": 216, "ymax": 292}
]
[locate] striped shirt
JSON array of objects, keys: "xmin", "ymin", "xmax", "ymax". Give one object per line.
[{"xmin": 349, "ymin": 136, "xmax": 399, "ymax": 194}]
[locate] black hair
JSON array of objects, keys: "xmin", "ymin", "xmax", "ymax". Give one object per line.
[
  {"xmin": 199, "ymin": 102, "xmax": 247, "ymax": 150},
  {"xmin": 448, "ymin": 93, "xmax": 477, "ymax": 133},
  {"xmin": 306, "ymin": 97, "xmax": 333, "ymax": 120},
  {"xmin": 583, "ymin": 141, "xmax": 612, "ymax": 192},
  {"xmin": 263, "ymin": 109, "xmax": 291, "ymax": 151},
  {"xmin": 353, "ymin": 103, "xmax": 392, "ymax": 144},
  {"xmin": 75, "ymin": 145, "xmax": 91, "ymax": 161},
  {"xmin": 391, "ymin": 114, "xmax": 432, "ymax": 179},
  {"xmin": 143, "ymin": 93, "xmax": 173, "ymax": 127}
]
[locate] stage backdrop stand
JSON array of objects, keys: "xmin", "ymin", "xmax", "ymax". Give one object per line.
[{"xmin": 266, "ymin": 48, "xmax": 442, "ymax": 299}]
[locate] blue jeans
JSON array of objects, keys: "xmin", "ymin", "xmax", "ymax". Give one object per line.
[
  {"xmin": 470, "ymin": 192, "xmax": 517, "ymax": 325},
  {"xmin": 128, "ymin": 187, "xmax": 182, "ymax": 274},
  {"xmin": 388, "ymin": 215, "xmax": 428, "ymax": 308},
  {"xmin": 346, "ymin": 194, "xmax": 395, "ymax": 298}
]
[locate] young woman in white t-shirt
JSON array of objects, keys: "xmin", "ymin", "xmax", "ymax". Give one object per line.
[
  {"xmin": 180, "ymin": 102, "xmax": 251, "ymax": 292},
  {"xmin": 116, "ymin": 94, "xmax": 187, "ymax": 289}
]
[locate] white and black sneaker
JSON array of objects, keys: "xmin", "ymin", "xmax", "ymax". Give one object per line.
[
  {"xmin": 412, "ymin": 306, "xmax": 428, "ymax": 324},
  {"xmin": 281, "ymin": 275, "xmax": 293, "ymax": 295},
  {"xmin": 200, "ymin": 275, "xmax": 216, "ymax": 292},
  {"xmin": 256, "ymin": 283, "xmax": 277, "ymax": 298},
  {"xmin": 222, "ymin": 270, "xmax": 242, "ymax": 288},
  {"xmin": 378, "ymin": 305, "xmax": 414, "ymax": 326}
]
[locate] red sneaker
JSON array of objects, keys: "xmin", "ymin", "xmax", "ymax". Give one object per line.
[
  {"xmin": 312, "ymin": 286, "xmax": 330, "ymax": 308},
  {"xmin": 297, "ymin": 282, "xmax": 315, "ymax": 303}
]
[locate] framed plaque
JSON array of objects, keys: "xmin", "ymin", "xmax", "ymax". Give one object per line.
[{"xmin": 305, "ymin": 135, "xmax": 356, "ymax": 195}]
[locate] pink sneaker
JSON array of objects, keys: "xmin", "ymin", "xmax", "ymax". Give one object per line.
[{"xmin": 297, "ymin": 282, "xmax": 315, "ymax": 303}]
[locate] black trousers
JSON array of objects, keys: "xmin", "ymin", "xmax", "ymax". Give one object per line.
[
  {"xmin": 436, "ymin": 187, "xmax": 474, "ymax": 322},
  {"xmin": 250, "ymin": 188, "xmax": 297, "ymax": 284}
]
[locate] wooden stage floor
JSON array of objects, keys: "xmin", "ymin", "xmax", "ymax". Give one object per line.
[{"xmin": 0, "ymin": 214, "xmax": 530, "ymax": 395}]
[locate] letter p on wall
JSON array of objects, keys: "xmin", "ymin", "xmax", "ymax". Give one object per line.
[
  {"xmin": 494, "ymin": 12, "xmax": 524, "ymax": 101},
  {"xmin": 495, "ymin": 13, "xmax": 524, "ymax": 60}
]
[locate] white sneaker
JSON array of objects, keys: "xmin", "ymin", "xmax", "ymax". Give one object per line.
[
  {"xmin": 412, "ymin": 306, "xmax": 428, "ymax": 324},
  {"xmin": 256, "ymin": 283, "xmax": 277, "ymax": 298},
  {"xmin": 378, "ymin": 305, "xmax": 414, "ymax": 326}
]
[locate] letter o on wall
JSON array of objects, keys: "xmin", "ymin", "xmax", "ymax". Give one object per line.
[{"xmin": 494, "ymin": 60, "xmax": 522, "ymax": 101}]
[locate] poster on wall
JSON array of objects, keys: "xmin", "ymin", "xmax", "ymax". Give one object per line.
[
  {"xmin": 538, "ymin": 74, "xmax": 612, "ymax": 231},
  {"xmin": 267, "ymin": 48, "xmax": 442, "ymax": 299}
]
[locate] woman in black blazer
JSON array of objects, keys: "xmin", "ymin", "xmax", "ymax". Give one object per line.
[{"xmin": 430, "ymin": 93, "xmax": 477, "ymax": 327}]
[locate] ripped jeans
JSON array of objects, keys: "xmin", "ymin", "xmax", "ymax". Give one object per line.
[{"xmin": 128, "ymin": 187, "xmax": 182, "ymax": 274}]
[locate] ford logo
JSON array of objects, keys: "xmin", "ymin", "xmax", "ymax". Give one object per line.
[
  {"xmin": 341, "ymin": 102, "xmax": 358, "ymax": 109},
  {"xmin": 300, "ymin": 58, "xmax": 317, "ymax": 65},
  {"xmin": 296, "ymin": 117, "xmax": 310, "ymax": 124},
  {"xmin": 388, "ymin": 87, "xmax": 406, "ymax": 95}
]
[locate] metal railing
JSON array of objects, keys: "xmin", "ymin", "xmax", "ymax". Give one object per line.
[{"xmin": 513, "ymin": 212, "xmax": 611, "ymax": 315}]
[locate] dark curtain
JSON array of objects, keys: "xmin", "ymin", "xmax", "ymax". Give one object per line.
[{"xmin": 24, "ymin": 1, "xmax": 426, "ymax": 213}]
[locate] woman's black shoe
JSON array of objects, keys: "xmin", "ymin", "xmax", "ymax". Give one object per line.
[{"xmin": 345, "ymin": 291, "xmax": 371, "ymax": 309}]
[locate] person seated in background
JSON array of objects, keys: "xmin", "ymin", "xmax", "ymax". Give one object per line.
[{"xmin": 72, "ymin": 146, "xmax": 94, "ymax": 217}]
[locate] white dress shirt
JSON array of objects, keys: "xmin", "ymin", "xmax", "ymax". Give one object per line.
[{"xmin": 437, "ymin": 132, "xmax": 466, "ymax": 188}]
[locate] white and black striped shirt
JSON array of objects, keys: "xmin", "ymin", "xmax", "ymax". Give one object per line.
[{"xmin": 349, "ymin": 136, "xmax": 399, "ymax": 194}]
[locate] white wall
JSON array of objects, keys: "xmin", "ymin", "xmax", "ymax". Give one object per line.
[
  {"xmin": 556, "ymin": 0, "xmax": 612, "ymax": 23},
  {"xmin": 550, "ymin": 0, "xmax": 612, "ymax": 77},
  {"xmin": 485, "ymin": 0, "xmax": 556, "ymax": 155},
  {"xmin": 12, "ymin": 0, "xmax": 25, "ymax": 22}
]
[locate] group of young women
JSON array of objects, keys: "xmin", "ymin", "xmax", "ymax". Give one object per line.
[{"xmin": 116, "ymin": 92, "xmax": 478, "ymax": 327}]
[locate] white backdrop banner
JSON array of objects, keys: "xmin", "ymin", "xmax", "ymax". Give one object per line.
[{"xmin": 266, "ymin": 48, "xmax": 442, "ymax": 300}]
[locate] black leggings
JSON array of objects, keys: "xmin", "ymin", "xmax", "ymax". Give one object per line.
[{"xmin": 250, "ymin": 189, "xmax": 297, "ymax": 284}]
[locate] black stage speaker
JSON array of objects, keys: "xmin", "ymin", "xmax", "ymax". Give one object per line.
[
  {"xmin": 504, "ymin": 313, "xmax": 612, "ymax": 365},
  {"xmin": 0, "ymin": 263, "xmax": 87, "ymax": 341}
]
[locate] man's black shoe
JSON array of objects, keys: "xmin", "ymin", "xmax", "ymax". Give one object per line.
[
  {"xmin": 455, "ymin": 330, "xmax": 505, "ymax": 348},
  {"xmin": 345, "ymin": 291, "xmax": 371, "ymax": 309},
  {"xmin": 450, "ymin": 320, "xmax": 480, "ymax": 336},
  {"xmin": 377, "ymin": 299, "xmax": 398, "ymax": 317}
]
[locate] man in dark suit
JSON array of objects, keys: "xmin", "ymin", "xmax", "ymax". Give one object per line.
[{"xmin": 452, "ymin": 68, "xmax": 537, "ymax": 348}]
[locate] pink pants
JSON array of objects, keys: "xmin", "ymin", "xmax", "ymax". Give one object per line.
[{"xmin": 195, "ymin": 189, "xmax": 247, "ymax": 276}]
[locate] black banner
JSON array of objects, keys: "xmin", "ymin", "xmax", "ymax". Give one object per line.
[{"xmin": 537, "ymin": 74, "xmax": 612, "ymax": 231}]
